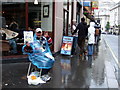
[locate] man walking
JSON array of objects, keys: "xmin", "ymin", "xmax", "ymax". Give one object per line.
[{"xmin": 72, "ymin": 17, "xmax": 88, "ymax": 60}]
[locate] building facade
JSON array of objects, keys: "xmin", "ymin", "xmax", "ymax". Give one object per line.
[
  {"xmin": 110, "ymin": 1, "xmax": 120, "ymax": 35},
  {"xmin": 1, "ymin": 0, "xmax": 93, "ymax": 57}
]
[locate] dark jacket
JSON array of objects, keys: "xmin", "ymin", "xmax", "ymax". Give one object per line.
[{"xmin": 73, "ymin": 22, "xmax": 88, "ymax": 38}]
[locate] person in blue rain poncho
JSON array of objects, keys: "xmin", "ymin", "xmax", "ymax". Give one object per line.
[{"xmin": 22, "ymin": 28, "xmax": 55, "ymax": 81}]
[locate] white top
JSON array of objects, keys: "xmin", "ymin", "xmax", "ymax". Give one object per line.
[{"xmin": 88, "ymin": 22, "xmax": 95, "ymax": 44}]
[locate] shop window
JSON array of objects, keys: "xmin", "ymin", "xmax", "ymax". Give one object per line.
[
  {"xmin": 2, "ymin": 2, "xmax": 42, "ymax": 56},
  {"xmin": 63, "ymin": 0, "xmax": 69, "ymax": 36},
  {"xmin": 2, "ymin": 1, "xmax": 53, "ymax": 56},
  {"xmin": 28, "ymin": 3, "xmax": 41, "ymax": 29}
]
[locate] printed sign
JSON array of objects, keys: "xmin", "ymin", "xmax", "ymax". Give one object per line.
[
  {"xmin": 60, "ymin": 36, "xmax": 73, "ymax": 55},
  {"xmin": 24, "ymin": 31, "xmax": 33, "ymax": 44},
  {"xmin": 92, "ymin": 1, "xmax": 98, "ymax": 10}
]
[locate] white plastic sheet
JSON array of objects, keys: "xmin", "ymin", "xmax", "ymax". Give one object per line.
[{"xmin": 27, "ymin": 71, "xmax": 46, "ymax": 85}]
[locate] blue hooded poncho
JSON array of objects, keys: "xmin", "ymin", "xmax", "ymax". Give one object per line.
[{"xmin": 22, "ymin": 34, "xmax": 55, "ymax": 69}]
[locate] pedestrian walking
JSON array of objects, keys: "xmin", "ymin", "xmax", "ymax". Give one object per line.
[
  {"xmin": 22, "ymin": 28, "xmax": 55, "ymax": 84},
  {"xmin": 95, "ymin": 27, "xmax": 100, "ymax": 44},
  {"xmin": 87, "ymin": 22, "xmax": 95, "ymax": 67},
  {"xmin": 72, "ymin": 21, "xmax": 77, "ymax": 34},
  {"xmin": 94, "ymin": 24, "xmax": 101, "ymax": 52},
  {"xmin": 71, "ymin": 22, "xmax": 78, "ymax": 55},
  {"xmin": 72, "ymin": 17, "xmax": 88, "ymax": 60}
]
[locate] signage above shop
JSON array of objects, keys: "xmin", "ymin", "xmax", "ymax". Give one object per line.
[
  {"xmin": 80, "ymin": 1, "xmax": 91, "ymax": 7},
  {"xmin": 83, "ymin": 1, "xmax": 91, "ymax": 7},
  {"xmin": 92, "ymin": 1, "xmax": 99, "ymax": 10}
]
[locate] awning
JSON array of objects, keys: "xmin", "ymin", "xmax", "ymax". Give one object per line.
[{"xmin": 83, "ymin": 7, "xmax": 95, "ymax": 21}]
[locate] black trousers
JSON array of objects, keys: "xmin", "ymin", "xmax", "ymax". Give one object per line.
[
  {"xmin": 77, "ymin": 37, "xmax": 86, "ymax": 55},
  {"xmin": 32, "ymin": 65, "xmax": 51, "ymax": 76},
  {"xmin": 41, "ymin": 69, "xmax": 51, "ymax": 76}
]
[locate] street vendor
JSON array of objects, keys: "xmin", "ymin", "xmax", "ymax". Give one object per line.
[{"xmin": 22, "ymin": 28, "xmax": 55, "ymax": 82}]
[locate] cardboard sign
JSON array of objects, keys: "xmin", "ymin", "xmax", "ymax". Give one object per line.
[
  {"xmin": 24, "ymin": 31, "xmax": 33, "ymax": 44},
  {"xmin": 60, "ymin": 36, "xmax": 73, "ymax": 55}
]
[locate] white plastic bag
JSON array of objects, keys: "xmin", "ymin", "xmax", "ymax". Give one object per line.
[
  {"xmin": 27, "ymin": 71, "xmax": 46, "ymax": 85},
  {"xmin": 45, "ymin": 53, "xmax": 54, "ymax": 60}
]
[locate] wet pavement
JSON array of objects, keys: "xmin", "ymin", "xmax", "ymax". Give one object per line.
[{"xmin": 1, "ymin": 35, "xmax": 120, "ymax": 89}]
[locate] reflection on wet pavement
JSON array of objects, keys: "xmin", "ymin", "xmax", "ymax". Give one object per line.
[
  {"xmin": 52, "ymin": 37, "xmax": 108, "ymax": 88},
  {"xmin": 58, "ymin": 56, "xmax": 91, "ymax": 88},
  {"xmin": 90, "ymin": 40, "xmax": 108, "ymax": 88}
]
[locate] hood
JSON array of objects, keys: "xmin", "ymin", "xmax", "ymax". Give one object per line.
[{"xmin": 90, "ymin": 22, "xmax": 95, "ymax": 27}]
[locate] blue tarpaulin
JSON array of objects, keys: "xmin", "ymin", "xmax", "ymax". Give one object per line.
[{"xmin": 22, "ymin": 35, "xmax": 55, "ymax": 69}]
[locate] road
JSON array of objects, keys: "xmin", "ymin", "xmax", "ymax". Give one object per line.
[
  {"xmin": 102, "ymin": 34, "xmax": 120, "ymax": 87},
  {"xmin": 103, "ymin": 34, "xmax": 119, "ymax": 65}
]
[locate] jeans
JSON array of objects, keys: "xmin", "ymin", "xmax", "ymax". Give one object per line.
[
  {"xmin": 88, "ymin": 44, "xmax": 94, "ymax": 67},
  {"xmin": 9, "ymin": 39, "xmax": 17, "ymax": 54},
  {"xmin": 88, "ymin": 44, "xmax": 94, "ymax": 55},
  {"xmin": 41, "ymin": 69, "xmax": 51, "ymax": 76}
]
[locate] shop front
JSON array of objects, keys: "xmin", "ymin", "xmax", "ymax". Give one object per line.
[{"xmin": 1, "ymin": 1, "xmax": 54, "ymax": 56}]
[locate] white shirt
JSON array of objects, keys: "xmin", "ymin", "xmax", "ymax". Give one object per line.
[{"xmin": 88, "ymin": 22, "xmax": 95, "ymax": 44}]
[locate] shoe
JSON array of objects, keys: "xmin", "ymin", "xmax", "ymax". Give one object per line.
[
  {"xmin": 89, "ymin": 65, "xmax": 92, "ymax": 68},
  {"xmin": 70, "ymin": 55, "xmax": 73, "ymax": 57},
  {"xmin": 84, "ymin": 51, "xmax": 88, "ymax": 55},
  {"xmin": 41, "ymin": 74, "xmax": 51, "ymax": 82},
  {"xmin": 92, "ymin": 63, "xmax": 94, "ymax": 66},
  {"xmin": 89, "ymin": 63, "xmax": 94, "ymax": 68},
  {"xmin": 79, "ymin": 54, "xmax": 82, "ymax": 60},
  {"xmin": 80, "ymin": 54, "xmax": 82, "ymax": 57},
  {"xmin": 81, "ymin": 55, "xmax": 86, "ymax": 61}
]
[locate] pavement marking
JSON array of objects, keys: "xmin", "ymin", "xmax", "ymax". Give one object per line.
[{"xmin": 104, "ymin": 38, "xmax": 120, "ymax": 69}]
